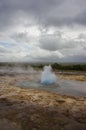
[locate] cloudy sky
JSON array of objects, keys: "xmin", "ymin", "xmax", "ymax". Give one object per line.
[{"xmin": 0, "ymin": 0, "xmax": 86, "ymax": 63}]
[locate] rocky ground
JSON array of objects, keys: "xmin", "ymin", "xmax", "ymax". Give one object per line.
[{"xmin": 0, "ymin": 73, "xmax": 86, "ymax": 130}]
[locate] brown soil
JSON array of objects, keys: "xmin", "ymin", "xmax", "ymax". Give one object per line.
[{"xmin": 0, "ymin": 73, "xmax": 86, "ymax": 130}]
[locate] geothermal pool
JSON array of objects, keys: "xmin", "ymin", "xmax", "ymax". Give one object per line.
[
  {"xmin": 15, "ymin": 79, "xmax": 86, "ymax": 97},
  {"xmin": 15, "ymin": 65, "xmax": 86, "ymax": 97}
]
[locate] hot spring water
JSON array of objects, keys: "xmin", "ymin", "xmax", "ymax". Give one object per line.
[
  {"xmin": 15, "ymin": 65, "xmax": 86, "ymax": 97},
  {"xmin": 41, "ymin": 65, "xmax": 56, "ymax": 85}
]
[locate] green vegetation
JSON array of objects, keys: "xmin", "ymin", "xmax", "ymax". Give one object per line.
[
  {"xmin": 31, "ymin": 63, "xmax": 86, "ymax": 71},
  {"xmin": 51, "ymin": 63, "xmax": 86, "ymax": 71},
  {"xmin": 0, "ymin": 62, "xmax": 86, "ymax": 71}
]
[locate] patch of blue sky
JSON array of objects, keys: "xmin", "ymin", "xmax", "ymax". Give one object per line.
[{"xmin": 0, "ymin": 42, "xmax": 13, "ymax": 48}]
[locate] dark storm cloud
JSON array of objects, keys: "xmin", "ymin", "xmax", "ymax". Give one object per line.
[
  {"xmin": 0, "ymin": 0, "xmax": 64, "ymax": 30},
  {"xmin": 39, "ymin": 34, "xmax": 64, "ymax": 51},
  {"xmin": 40, "ymin": 0, "xmax": 86, "ymax": 27},
  {"xmin": 75, "ymin": 9, "xmax": 86, "ymax": 25},
  {"xmin": 39, "ymin": 34, "xmax": 79, "ymax": 51},
  {"xmin": 1, "ymin": 0, "xmax": 86, "ymax": 29}
]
